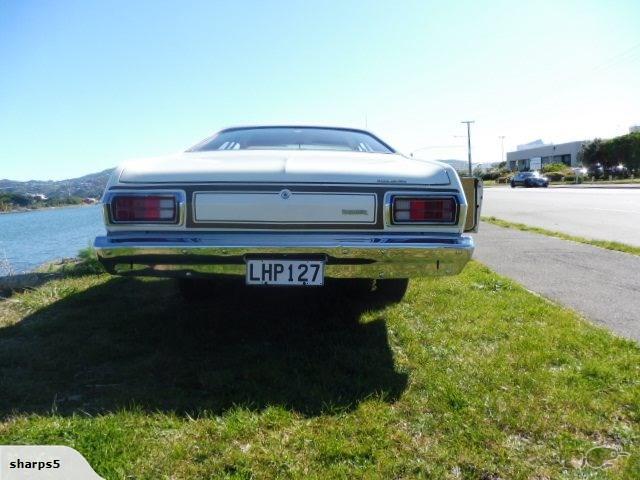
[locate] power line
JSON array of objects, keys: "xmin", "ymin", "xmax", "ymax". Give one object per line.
[{"xmin": 475, "ymin": 41, "xmax": 640, "ymax": 126}]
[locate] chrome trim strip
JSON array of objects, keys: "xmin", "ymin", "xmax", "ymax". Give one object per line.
[
  {"xmin": 114, "ymin": 181, "xmax": 453, "ymax": 187},
  {"xmin": 95, "ymin": 232, "xmax": 474, "ymax": 279}
]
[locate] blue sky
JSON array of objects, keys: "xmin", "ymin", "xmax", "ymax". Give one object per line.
[{"xmin": 1, "ymin": 0, "xmax": 639, "ymax": 180}]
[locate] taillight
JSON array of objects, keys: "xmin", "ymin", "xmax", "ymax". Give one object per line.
[
  {"xmin": 392, "ymin": 197, "xmax": 456, "ymax": 223},
  {"xmin": 111, "ymin": 195, "xmax": 177, "ymax": 223}
]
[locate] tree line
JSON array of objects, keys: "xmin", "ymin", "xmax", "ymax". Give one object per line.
[
  {"xmin": 579, "ymin": 131, "xmax": 640, "ymax": 172},
  {"xmin": 0, "ymin": 193, "xmax": 84, "ymax": 212}
]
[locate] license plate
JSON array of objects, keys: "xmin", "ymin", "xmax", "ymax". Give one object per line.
[{"xmin": 246, "ymin": 259, "xmax": 325, "ymax": 286}]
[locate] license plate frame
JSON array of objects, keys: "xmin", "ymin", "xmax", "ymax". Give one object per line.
[{"xmin": 245, "ymin": 259, "xmax": 325, "ymax": 286}]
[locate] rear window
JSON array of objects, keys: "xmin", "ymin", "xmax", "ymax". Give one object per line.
[{"xmin": 188, "ymin": 127, "xmax": 394, "ymax": 153}]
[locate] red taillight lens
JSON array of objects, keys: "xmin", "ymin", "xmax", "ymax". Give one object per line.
[
  {"xmin": 112, "ymin": 195, "xmax": 177, "ymax": 223},
  {"xmin": 393, "ymin": 197, "xmax": 456, "ymax": 223}
]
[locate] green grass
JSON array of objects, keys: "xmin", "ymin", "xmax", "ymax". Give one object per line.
[
  {"xmin": 579, "ymin": 178, "xmax": 640, "ymax": 185},
  {"xmin": 549, "ymin": 178, "xmax": 640, "ymax": 186},
  {"xmin": 484, "ymin": 178, "xmax": 640, "ymax": 188},
  {"xmin": 482, "ymin": 216, "xmax": 640, "ymax": 257},
  {"xmin": 1, "ymin": 263, "xmax": 639, "ymax": 478}
]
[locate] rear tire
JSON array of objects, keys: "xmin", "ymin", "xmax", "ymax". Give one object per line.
[{"xmin": 374, "ymin": 279, "xmax": 409, "ymax": 303}]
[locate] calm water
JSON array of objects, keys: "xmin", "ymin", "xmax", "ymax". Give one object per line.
[{"xmin": 0, "ymin": 205, "xmax": 105, "ymax": 274}]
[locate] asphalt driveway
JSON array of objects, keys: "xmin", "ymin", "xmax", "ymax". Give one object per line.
[
  {"xmin": 482, "ymin": 186, "xmax": 640, "ymax": 247},
  {"xmin": 474, "ymin": 222, "xmax": 640, "ymax": 341}
]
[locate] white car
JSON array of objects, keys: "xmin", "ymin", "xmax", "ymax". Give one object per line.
[{"xmin": 95, "ymin": 126, "xmax": 481, "ymax": 301}]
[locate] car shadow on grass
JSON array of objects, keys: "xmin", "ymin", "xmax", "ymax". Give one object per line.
[{"xmin": 0, "ymin": 277, "xmax": 408, "ymax": 418}]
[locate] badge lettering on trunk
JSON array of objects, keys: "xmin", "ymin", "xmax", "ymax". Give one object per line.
[{"xmin": 342, "ymin": 209, "xmax": 368, "ymax": 215}]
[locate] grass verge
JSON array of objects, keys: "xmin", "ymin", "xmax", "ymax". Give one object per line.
[
  {"xmin": 482, "ymin": 216, "xmax": 640, "ymax": 257},
  {"xmin": 0, "ymin": 247, "xmax": 104, "ymax": 297},
  {"xmin": 573, "ymin": 178, "xmax": 640, "ymax": 185},
  {"xmin": 484, "ymin": 179, "xmax": 640, "ymax": 187},
  {"xmin": 0, "ymin": 262, "xmax": 639, "ymax": 478}
]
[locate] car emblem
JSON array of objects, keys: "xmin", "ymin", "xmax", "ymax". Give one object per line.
[
  {"xmin": 342, "ymin": 209, "xmax": 368, "ymax": 215},
  {"xmin": 280, "ymin": 189, "xmax": 291, "ymax": 200}
]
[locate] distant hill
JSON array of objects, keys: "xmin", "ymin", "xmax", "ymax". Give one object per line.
[
  {"xmin": 435, "ymin": 159, "xmax": 482, "ymax": 173},
  {"xmin": 0, "ymin": 169, "xmax": 113, "ymax": 200}
]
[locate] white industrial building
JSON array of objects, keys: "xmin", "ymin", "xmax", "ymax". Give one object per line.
[{"xmin": 506, "ymin": 140, "xmax": 586, "ymax": 171}]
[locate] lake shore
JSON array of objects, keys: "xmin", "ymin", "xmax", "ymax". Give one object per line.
[
  {"xmin": 0, "ymin": 257, "xmax": 86, "ymax": 296},
  {"xmin": 0, "ymin": 203, "xmax": 104, "ymax": 274}
]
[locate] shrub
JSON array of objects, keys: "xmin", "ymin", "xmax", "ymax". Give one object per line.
[
  {"xmin": 541, "ymin": 163, "xmax": 568, "ymax": 173},
  {"xmin": 60, "ymin": 247, "xmax": 105, "ymax": 276},
  {"xmin": 481, "ymin": 171, "xmax": 501, "ymax": 181},
  {"xmin": 0, "ymin": 193, "xmax": 32, "ymax": 210},
  {"xmin": 497, "ymin": 175, "xmax": 511, "ymax": 184},
  {"xmin": 45, "ymin": 196, "xmax": 83, "ymax": 207},
  {"xmin": 544, "ymin": 172, "xmax": 564, "ymax": 182}
]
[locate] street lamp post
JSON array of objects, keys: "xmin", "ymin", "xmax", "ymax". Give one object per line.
[
  {"xmin": 461, "ymin": 121, "xmax": 475, "ymax": 175},
  {"xmin": 498, "ymin": 136, "xmax": 505, "ymax": 164}
]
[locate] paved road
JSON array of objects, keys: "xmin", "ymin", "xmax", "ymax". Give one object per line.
[
  {"xmin": 474, "ymin": 223, "xmax": 640, "ymax": 341},
  {"xmin": 483, "ymin": 187, "xmax": 640, "ymax": 247}
]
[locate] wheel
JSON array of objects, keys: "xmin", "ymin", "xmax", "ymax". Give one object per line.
[
  {"xmin": 374, "ymin": 279, "xmax": 409, "ymax": 303},
  {"xmin": 177, "ymin": 278, "xmax": 216, "ymax": 302},
  {"xmin": 510, "ymin": 182, "xmax": 515, "ymax": 188}
]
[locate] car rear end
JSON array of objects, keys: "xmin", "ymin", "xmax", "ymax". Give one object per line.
[
  {"xmin": 94, "ymin": 126, "xmax": 481, "ymax": 291},
  {"xmin": 95, "ymin": 178, "xmax": 480, "ymax": 285}
]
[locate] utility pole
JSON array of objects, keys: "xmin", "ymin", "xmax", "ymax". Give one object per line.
[
  {"xmin": 498, "ymin": 136, "xmax": 505, "ymax": 164},
  {"xmin": 461, "ymin": 121, "xmax": 474, "ymax": 175}
]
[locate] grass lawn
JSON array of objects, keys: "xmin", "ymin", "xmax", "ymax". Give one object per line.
[
  {"xmin": 484, "ymin": 178, "xmax": 640, "ymax": 187},
  {"xmin": 482, "ymin": 216, "xmax": 640, "ymax": 257},
  {"xmin": 567, "ymin": 178, "xmax": 640, "ymax": 185},
  {"xmin": 1, "ymin": 262, "xmax": 639, "ymax": 479}
]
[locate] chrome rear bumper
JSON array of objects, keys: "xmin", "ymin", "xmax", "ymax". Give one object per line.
[{"xmin": 94, "ymin": 232, "xmax": 474, "ymax": 279}]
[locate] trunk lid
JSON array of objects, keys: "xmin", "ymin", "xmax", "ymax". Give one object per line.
[{"xmin": 118, "ymin": 150, "xmax": 452, "ymax": 186}]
